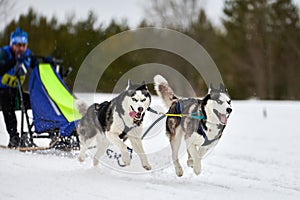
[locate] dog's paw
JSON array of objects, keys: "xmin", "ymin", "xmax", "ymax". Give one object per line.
[
  {"xmin": 78, "ymin": 156, "xmax": 85, "ymax": 162},
  {"xmin": 143, "ymin": 164, "xmax": 152, "ymax": 171},
  {"xmin": 193, "ymin": 163, "xmax": 201, "ymax": 175},
  {"xmin": 122, "ymin": 152, "xmax": 131, "ymax": 166},
  {"xmin": 175, "ymin": 166, "xmax": 183, "ymax": 177},
  {"xmin": 187, "ymin": 158, "xmax": 193, "ymax": 168},
  {"xmin": 93, "ymin": 158, "xmax": 99, "ymax": 166}
]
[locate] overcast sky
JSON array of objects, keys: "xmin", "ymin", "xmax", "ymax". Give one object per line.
[
  {"xmin": 2, "ymin": 0, "xmax": 300, "ymax": 31},
  {"xmin": 2, "ymin": 0, "xmax": 224, "ymax": 29}
]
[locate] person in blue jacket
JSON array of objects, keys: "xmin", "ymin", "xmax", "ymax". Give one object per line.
[{"xmin": 0, "ymin": 27, "xmax": 36, "ymax": 148}]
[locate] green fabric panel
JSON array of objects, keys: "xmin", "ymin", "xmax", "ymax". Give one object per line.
[{"xmin": 39, "ymin": 63, "xmax": 81, "ymax": 122}]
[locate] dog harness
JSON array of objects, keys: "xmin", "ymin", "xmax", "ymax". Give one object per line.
[
  {"xmin": 94, "ymin": 101, "xmax": 143, "ymax": 140},
  {"xmin": 173, "ymin": 99, "xmax": 224, "ymax": 146},
  {"xmin": 94, "ymin": 101, "xmax": 134, "ymax": 166}
]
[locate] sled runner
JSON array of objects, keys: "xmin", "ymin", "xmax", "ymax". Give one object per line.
[{"xmin": 0, "ymin": 136, "xmax": 59, "ymax": 151}]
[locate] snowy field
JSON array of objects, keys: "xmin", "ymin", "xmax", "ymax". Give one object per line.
[{"xmin": 0, "ymin": 96, "xmax": 300, "ymax": 200}]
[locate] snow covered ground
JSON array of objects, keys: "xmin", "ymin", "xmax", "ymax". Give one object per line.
[{"xmin": 0, "ymin": 97, "xmax": 300, "ymax": 200}]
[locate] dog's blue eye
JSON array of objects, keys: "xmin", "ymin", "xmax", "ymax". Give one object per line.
[
  {"xmin": 132, "ymin": 98, "xmax": 138, "ymax": 102},
  {"xmin": 227, "ymin": 100, "xmax": 231, "ymax": 105},
  {"xmin": 216, "ymin": 100, "xmax": 223, "ymax": 104},
  {"xmin": 141, "ymin": 98, "xmax": 146, "ymax": 102}
]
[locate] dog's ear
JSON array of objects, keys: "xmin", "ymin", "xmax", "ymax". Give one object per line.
[
  {"xmin": 220, "ymin": 83, "xmax": 226, "ymax": 93},
  {"xmin": 126, "ymin": 80, "xmax": 132, "ymax": 90},
  {"xmin": 128, "ymin": 80, "xmax": 132, "ymax": 86},
  {"xmin": 141, "ymin": 80, "xmax": 148, "ymax": 89},
  {"xmin": 208, "ymin": 83, "xmax": 214, "ymax": 94}
]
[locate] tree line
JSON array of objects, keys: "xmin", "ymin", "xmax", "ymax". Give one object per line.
[{"xmin": 0, "ymin": 0, "xmax": 299, "ymax": 100}]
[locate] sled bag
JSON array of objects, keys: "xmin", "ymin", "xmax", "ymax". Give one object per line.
[{"xmin": 28, "ymin": 63, "xmax": 81, "ymax": 136}]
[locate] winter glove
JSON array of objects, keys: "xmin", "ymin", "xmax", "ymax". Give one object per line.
[
  {"xmin": 43, "ymin": 55, "xmax": 55, "ymax": 66},
  {"xmin": 30, "ymin": 55, "xmax": 39, "ymax": 69},
  {"xmin": 13, "ymin": 53, "xmax": 30, "ymax": 76},
  {"xmin": 14, "ymin": 63, "xmax": 28, "ymax": 76}
]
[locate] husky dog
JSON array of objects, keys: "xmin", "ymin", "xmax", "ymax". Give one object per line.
[
  {"xmin": 154, "ymin": 75, "xmax": 232, "ymax": 176},
  {"xmin": 77, "ymin": 80, "xmax": 152, "ymax": 170}
]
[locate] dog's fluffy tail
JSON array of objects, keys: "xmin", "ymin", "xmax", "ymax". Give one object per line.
[
  {"xmin": 75, "ymin": 99, "xmax": 88, "ymax": 116},
  {"xmin": 154, "ymin": 74, "xmax": 177, "ymax": 108}
]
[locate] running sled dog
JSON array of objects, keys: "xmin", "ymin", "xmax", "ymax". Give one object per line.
[
  {"xmin": 154, "ymin": 75, "xmax": 232, "ymax": 176},
  {"xmin": 77, "ymin": 80, "xmax": 152, "ymax": 170}
]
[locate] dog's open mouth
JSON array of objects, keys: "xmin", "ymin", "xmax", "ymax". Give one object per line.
[
  {"xmin": 213, "ymin": 109, "xmax": 227, "ymax": 125},
  {"xmin": 129, "ymin": 106, "xmax": 142, "ymax": 119}
]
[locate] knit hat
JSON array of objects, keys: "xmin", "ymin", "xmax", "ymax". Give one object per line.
[{"xmin": 10, "ymin": 27, "xmax": 28, "ymax": 46}]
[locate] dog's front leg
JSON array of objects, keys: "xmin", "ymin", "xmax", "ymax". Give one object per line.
[
  {"xmin": 128, "ymin": 135, "xmax": 152, "ymax": 170},
  {"xmin": 106, "ymin": 132, "xmax": 131, "ymax": 166},
  {"xmin": 186, "ymin": 133, "xmax": 202, "ymax": 176},
  {"xmin": 187, "ymin": 144, "xmax": 201, "ymax": 175},
  {"xmin": 187, "ymin": 151, "xmax": 193, "ymax": 168},
  {"xmin": 198, "ymin": 146, "xmax": 209, "ymax": 159}
]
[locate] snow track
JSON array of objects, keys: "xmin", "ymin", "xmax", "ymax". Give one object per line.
[{"xmin": 1, "ymin": 99, "xmax": 300, "ymax": 200}]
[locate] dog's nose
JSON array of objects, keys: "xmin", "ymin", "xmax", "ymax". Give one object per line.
[
  {"xmin": 138, "ymin": 107, "xmax": 144, "ymax": 112},
  {"xmin": 226, "ymin": 108, "xmax": 232, "ymax": 114}
]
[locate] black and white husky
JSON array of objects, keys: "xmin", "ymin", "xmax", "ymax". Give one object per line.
[
  {"xmin": 76, "ymin": 80, "xmax": 152, "ymax": 170},
  {"xmin": 154, "ymin": 75, "xmax": 232, "ymax": 177}
]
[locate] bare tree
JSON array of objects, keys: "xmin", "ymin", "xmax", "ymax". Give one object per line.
[{"xmin": 144, "ymin": 0, "xmax": 203, "ymax": 30}]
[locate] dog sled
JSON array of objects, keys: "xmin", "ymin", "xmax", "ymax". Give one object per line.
[
  {"xmin": 0, "ymin": 57, "xmax": 81, "ymax": 151},
  {"xmin": 28, "ymin": 60, "xmax": 82, "ymax": 150}
]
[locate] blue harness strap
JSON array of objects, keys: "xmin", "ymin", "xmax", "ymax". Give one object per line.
[
  {"xmin": 197, "ymin": 122, "xmax": 207, "ymax": 139},
  {"xmin": 175, "ymin": 100, "xmax": 207, "ymax": 139},
  {"xmin": 175, "ymin": 100, "xmax": 208, "ymax": 142},
  {"xmin": 175, "ymin": 100, "xmax": 183, "ymax": 123},
  {"xmin": 175, "ymin": 100, "xmax": 183, "ymax": 114}
]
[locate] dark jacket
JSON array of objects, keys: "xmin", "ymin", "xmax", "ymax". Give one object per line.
[{"xmin": 0, "ymin": 46, "xmax": 32, "ymax": 88}]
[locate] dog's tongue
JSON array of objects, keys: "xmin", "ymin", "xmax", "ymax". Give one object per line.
[
  {"xmin": 129, "ymin": 111, "xmax": 136, "ymax": 118},
  {"xmin": 220, "ymin": 114, "xmax": 227, "ymax": 124}
]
